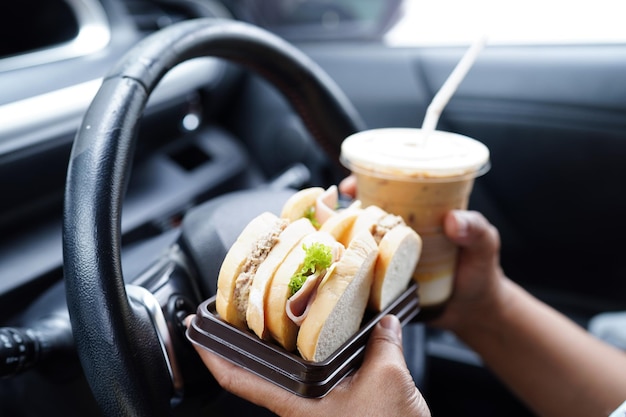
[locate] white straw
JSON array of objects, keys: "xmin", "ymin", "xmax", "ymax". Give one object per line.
[{"xmin": 421, "ymin": 36, "xmax": 488, "ymax": 135}]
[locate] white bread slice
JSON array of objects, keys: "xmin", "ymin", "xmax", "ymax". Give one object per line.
[
  {"xmin": 216, "ymin": 212, "xmax": 284, "ymax": 329},
  {"xmin": 345, "ymin": 205, "xmax": 382, "ymax": 244},
  {"xmin": 280, "ymin": 187, "xmax": 324, "ymax": 222},
  {"xmin": 297, "ymin": 231, "xmax": 378, "ymax": 362},
  {"xmin": 265, "ymin": 231, "xmax": 340, "ymax": 352},
  {"xmin": 370, "ymin": 225, "xmax": 421, "ymax": 311},
  {"xmin": 319, "ymin": 206, "xmax": 361, "ymax": 247},
  {"xmin": 345, "ymin": 205, "xmax": 422, "ymax": 311},
  {"xmin": 246, "ymin": 218, "xmax": 316, "ymax": 340}
]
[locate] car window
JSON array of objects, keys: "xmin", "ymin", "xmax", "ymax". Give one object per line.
[
  {"xmin": 385, "ymin": 0, "xmax": 626, "ymax": 46},
  {"xmin": 232, "ymin": 0, "xmax": 403, "ymax": 41}
]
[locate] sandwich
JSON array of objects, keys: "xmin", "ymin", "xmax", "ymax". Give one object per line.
[
  {"xmin": 215, "ymin": 212, "xmax": 316, "ymax": 338},
  {"xmin": 265, "ymin": 229, "xmax": 379, "ymax": 360},
  {"xmin": 216, "ymin": 210, "xmax": 379, "ymax": 362},
  {"xmin": 265, "ymin": 230, "xmax": 345, "ymax": 352},
  {"xmin": 281, "ymin": 184, "xmax": 362, "ymax": 244},
  {"xmin": 297, "ymin": 230, "xmax": 378, "ymax": 361},
  {"xmin": 283, "ymin": 186, "xmax": 422, "ymax": 312},
  {"xmin": 346, "ymin": 205, "xmax": 422, "ymax": 311},
  {"xmin": 280, "ymin": 186, "xmax": 325, "ymax": 228},
  {"xmin": 280, "ymin": 185, "xmax": 359, "ymax": 229}
]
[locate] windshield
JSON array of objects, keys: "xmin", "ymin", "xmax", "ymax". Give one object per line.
[{"xmin": 386, "ymin": 0, "xmax": 626, "ymax": 46}]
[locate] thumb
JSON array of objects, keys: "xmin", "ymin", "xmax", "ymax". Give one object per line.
[
  {"xmin": 353, "ymin": 315, "xmax": 427, "ymax": 411},
  {"xmin": 360, "ymin": 315, "xmax": 405, "ymax": 371},
  {"xmin": 444, "ymin": 210, "xmax": 500, "ymax": 256},
  {"xmin": 344, "ymin": 316, "xmax": 431, "ymax": 417},
  {"xmin": 338, "ymin": 174, "xmax": 357, "ymax": 198}
]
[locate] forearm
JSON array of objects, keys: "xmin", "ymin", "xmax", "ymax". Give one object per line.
[{"xmin": 454, "ymin": 278, "xmax": 626, "ymax": 417}]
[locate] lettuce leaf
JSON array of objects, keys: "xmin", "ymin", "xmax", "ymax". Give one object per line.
[
  {"xmin": 304, "ymin": 206, "xmax": 321, "ymax": 229},
  {"xmin": 288, "ymin": 242, "xmax": 332, "ymax": 296}
]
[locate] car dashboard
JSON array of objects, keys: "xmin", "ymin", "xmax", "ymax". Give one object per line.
[
  {"xmin": 2, "ymin": 1, "xmax": 626, "ymax": 416},
  {"xmin": 1, "ymin": 1, "xmax": 341, "ymax": 415}
]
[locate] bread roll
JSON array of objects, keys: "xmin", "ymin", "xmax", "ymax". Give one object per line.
[
  {"xmin": 280, "ymin": 187, "xmax": 324, "ymax": 223},
  {"xmin": 370, "ymin": 225, "xmax": 421, "ymax": 311},
  {"xmin": 266, "ymin": 231, "xmax": 341, "ymax": 351},
  {"xmin": 297, "ymin": 231, "xmax": 378, "ymax": 362},
  {"xmin": 246, "ymin": 218, "xmax": 316, "ymax": 340},
  {"xmin": 216, "ymin": 212, "xmax": 286, "ymax": 329}
]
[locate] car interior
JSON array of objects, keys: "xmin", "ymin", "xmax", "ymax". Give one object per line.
[{"xmin": 1, "ymin": 0, "xmax": 626, "ymax": 416}]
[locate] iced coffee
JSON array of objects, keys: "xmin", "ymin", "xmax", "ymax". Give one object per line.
[{"xmin": 340, "ymin": 128, "xmax": 490, "ymax": 311}]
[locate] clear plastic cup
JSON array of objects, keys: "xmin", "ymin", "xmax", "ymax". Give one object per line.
[{"xmin": 340, "ymin": 128, "xmax": 490, "ymax": 312}]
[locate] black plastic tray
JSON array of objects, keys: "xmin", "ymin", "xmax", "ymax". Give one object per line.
[{"xmin": 187, "ymin": 282, "xmax": 419, "ymax": 398}]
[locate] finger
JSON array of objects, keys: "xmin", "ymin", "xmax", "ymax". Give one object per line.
[
  {"xmin": 359, "ymin": 315, "xmax": 405, "ymax": 373},
  {"xmin": 444, "ymin": 210, "xmax": 500, "ymax": 254},
  {"xmin": 338, "ymin": 174, "xmax": 357, "ymax": 198},
  {"xmin": 352, "ymin": 315, "xmax": 425, "ymax": 411},
  {"xmin": 183, "ymin": 314, "xmax": 195, "ymax": 327}
]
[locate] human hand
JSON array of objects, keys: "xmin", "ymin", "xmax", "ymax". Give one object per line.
[
  {"xmin": 338, "ymin": 174, "xmax": 357, "ymax": 198},
  {"xmin": 187, "ymin": 315, "xmax": 431, "ymax": 417},
  {"xmin": 340, "ymin": 175, "xmax": 507, "ymax": 331},
  {"xmin": 431, "ymin": 210, "xmax": 507, "ymax": 332}
]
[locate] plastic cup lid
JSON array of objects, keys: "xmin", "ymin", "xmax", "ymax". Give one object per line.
[{"xmin": 340, "ymin": 128, "xmax": 490, "ymax": 181}]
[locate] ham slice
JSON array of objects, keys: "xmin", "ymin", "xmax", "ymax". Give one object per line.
[
  {"xmin": 286, "ymin": 240, "xmax": 344, "ymax": 326},
  {"xmin": 314, "ymin": 185, "xmax": 338, "ymax": 226},
  {"xmin": 286, "ymin": 270, "xmax": 324, "ymax": 326}
]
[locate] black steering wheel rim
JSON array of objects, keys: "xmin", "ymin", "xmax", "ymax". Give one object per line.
[{"xmin": 63, "ymin": 18, "xmax": 364, "ymax": 417}]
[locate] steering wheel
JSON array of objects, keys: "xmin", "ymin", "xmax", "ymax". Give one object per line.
[{"xmin": 62, "ymin": 18, "xmax": 364, "ymax": 417}]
